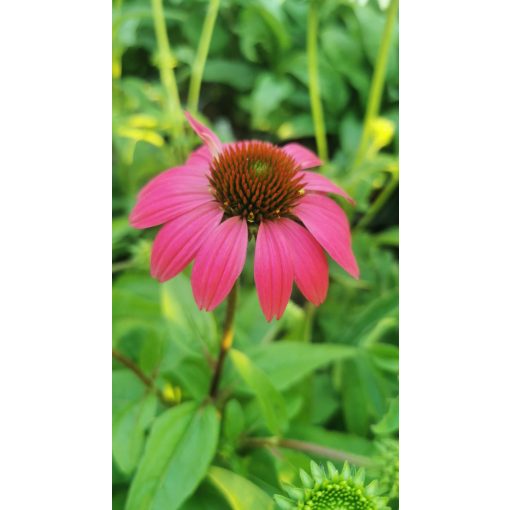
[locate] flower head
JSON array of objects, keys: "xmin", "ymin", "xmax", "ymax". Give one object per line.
[
  {"xmin": 274, "ymin": 461, "xmax": 389, "ymax": 510},
  {"xmin": 130, "ymin": 112, "xmax": 359, "ymax": 320}
]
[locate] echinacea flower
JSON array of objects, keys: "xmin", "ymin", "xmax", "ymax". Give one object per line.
[
  {"xmin": 129, "ymin": 112, "xmax": 358, "ymax": 321},
  {"xmin": 274, "ymin": 461, "xmax": 389, "ymax": 510}
]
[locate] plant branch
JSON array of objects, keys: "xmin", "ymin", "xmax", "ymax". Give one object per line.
[
  {"xmin": 244, "ymin": 437, "xmax": 374, "ymax": 468},
  {"xmin": 187, "ymin": 0, "xmax": 220, "ymax": 114},
  {"xmin": 307, "ymin": 0, "xmax": 328, "ymax": 162},
  {"xmin": 209, "ymin": 285, "xmax": 238, "ymax": 398},
  {"xmin": 354, "ymin": 0, "xmax": 398, "ymax": 167},
  {"xmin": 112, "ymin": 349, "xmax": 167, "ymax": 405}
]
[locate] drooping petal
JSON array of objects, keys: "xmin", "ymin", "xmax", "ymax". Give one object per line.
[
  {"xmin": 294, "ymin": 194, "xmax": 359, "ymax": 278},
  {"xmin": 186, "ymin": 144, "xmax": 212, "ymax": 171},
  {"xmin": 130, "ymin": 192, "xmax": 214, "ymax": 229},
  {"xmin": 299, "ymin": 171, "xmax": 355, "ymax": 204},
  {"xmin": 282, "ymin": 143, "xmax": 322, "ymax": 170},
  {"xmin": 151, "ymin": 202, "xmax": 224, "ymax": 282},
  {"xmin": 138, "ymin": 165, "xmax": 209, "ymax": 199},
  {"xmin": 279, "ymin": 219, "xmax": 329, "ymax": 305},
  {"xmin": 191, "ymin": 217, "xmax": 248, "ymax": 311},
  {"xmin": 129, "ymin": 166, "xmax": 213, "ymax": 229},
  {"xmin": 254, "ymin": 220, "xmax": 294, "ymax": 321},
  {"xmin": 184, "ymin": 111, "xmax": 222, "ymax": 157}
]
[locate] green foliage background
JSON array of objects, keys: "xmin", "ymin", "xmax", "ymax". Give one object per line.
[{"xmin": 112, "ymin": 0, "xmax": 398, "ymax": 508}]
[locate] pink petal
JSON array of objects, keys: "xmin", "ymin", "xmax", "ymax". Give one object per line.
[
  {"xmin": 129, "ymin": 166, "xmax": 213, "ymax": 229},
  {"xmin": 184, "ymin": 111, "xmax": 222, "ymax": 157},
  {"xmin": 186, "ymin": 145, "xmax": 212, "ymax": 171},
  {"xmin": 191, "ymin": 217, "xmax": 248, "ymax": 311},
  {"xmin": 299, "ymin": 171, "xmax": 355, "ymax": 204},
  {"xmin": 138, "ymin": 165, "xmax": 209, "ymax": 199},
  {"xmin": 151, "ymin": 202, "xmax": 224, "ymax": 282},
  {"xmin": 293, "ymin": 194, "xmax": 359, "ymax": 279},
  {"xmin": 254, "ymin": 220, "xmax": 294, "ymax": 321},
  {"xmin": 278, "ymin": 219, "xmax": 329, "ymax": 306},
  {"xmin": 282, "ymin": 143, "xmax": 322, "ymax": 170}
]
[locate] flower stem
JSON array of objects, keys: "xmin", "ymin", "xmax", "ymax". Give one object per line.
[
  {"xmin": 307, "ymin": 0, "xmax": 328, "ymax": 163},
  {"xmin": 187, "ymin": 0, "xmax": 220, "ymax": 114},
  {"xmin": 151, "ymin": 0, "xmax": 183, "ymax": 136},
  {"xmin": 209, "ymin": 285, "xmax": 237, "ymax": 398},
  {"xmin": 354, "ymin": 0, "xmax": 398, "ymax": 167}
]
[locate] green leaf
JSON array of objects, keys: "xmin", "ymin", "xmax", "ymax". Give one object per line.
[
  {"xmin": 367, "ymin": 343, "xmax": 399, "ymax": 373},
  {"xmin": 222, "ymin": 399, "xmax": 245, "ymax": 445},
  {"xmin": 230, "ymin": 349, "xmax": 288, "ymax": 435},
  {"xmin": 113, "ymin": 394, "xmax": 157, "ymax": 474},
  {"xmin": 235, "ymin": 289, "xmax": 282, "ymax": 346},
  {"xmin": 126, "ymin": 402, "xmax": 219, "ymax": 510},
  {"xmin": 161, "ymin": 274, "xmax": 217, "ymax": 353},
  {"xmin": 339, "ymin": 290, "xmax": 398, "ymax": 346},
  {"xmin": 112, "ymin": 370, "xmax": 158, "ymax": 475},
  {"xmin": 287, "ymin": 424, "xmax": 375, "ymax": 458},
  {"xmin": 341, "ymin": 359, "xmax": 371, "ymax": 436},
  {"xmin": 249, "ymin": 341, "xmax": 356, "ymax": 390},
  {"xmin": 208, "ymin": 466, "xmax": 275, "ymax": 510},
  {"xmin": 249, "ymin": 73, "xmax": 294, "ymax": 131},
  {"xmin": 372, "ymin": 397, "xmax": 399, "ymax": 435},
  {"xmin": 203, "ymin": 59, "xmax": 256, "ymax": 91},
  {"xmin": 112, "ymin": 273, "xmax": 162, "ymax": 347}
]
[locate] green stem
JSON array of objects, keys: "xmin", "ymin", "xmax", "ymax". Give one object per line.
[
  {"xmin": 356, "ymin": 171, "xmax": 398, "ymax": 230},
  {"xmin": 354, "ymin": 0, "xmax": 398, "ymax": 167},
  {"xmin": 209, "ymin": 285, "xmax": 238, "ymax": 398},
  {"xmin": 151, "ymin": 0, "xmax": 183, "ymax": 135},
  {"xmin": 187, "ymin": 0, "xmax": 220, "ymax": 114},
  {"xmin": 307, "ymin": 0, "xmax": 328, "ymax": 162}
]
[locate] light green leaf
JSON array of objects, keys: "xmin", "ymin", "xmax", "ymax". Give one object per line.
[
  {"xmin": 161, "ymin": 274, "xmax": 217, "ymax": 352},
  {"xmin": 208, "ymin": 466, "xmax": 275, "ymax": 510},
  {"xmin": 249, "ymin": 341, "xmax": 356, "ymax": 390},
  {"xmin": 372, "ymin": 397, "xmax": 399, "ymax": 435},
  {"xmin": 235, "ymin": 289, "xmax": 282, "ymax": 346},
  {"xmin": 126, "ymin": 402, "xmax": 219, "ymax": 510},
  {"xmin": 112, "ymin": 370, "xmax": 158, "ymax": 475},
  {"xmin": 222, "ymin": 399, "xmax": 245, "ymax": 445},
  {"xmin": 230, "ymin": 349, "xmax": 288, "ymax": 435},
  {"xmin": 113, "ymin": 396, "xmax": 157, "ymax": 474}
]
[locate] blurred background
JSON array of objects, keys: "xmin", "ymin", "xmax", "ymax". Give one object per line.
[{"xmin": 113, "ymin": 0, "xmax": 398, "ymax": 508}]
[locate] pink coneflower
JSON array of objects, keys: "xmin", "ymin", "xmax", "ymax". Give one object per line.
[{"xmin": 130, "ymin": 112, "xmax": 359, "ymax": 321}]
